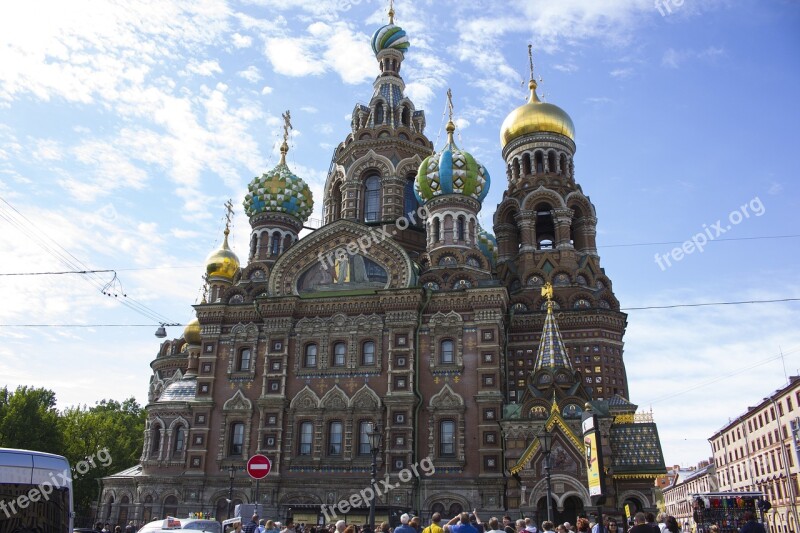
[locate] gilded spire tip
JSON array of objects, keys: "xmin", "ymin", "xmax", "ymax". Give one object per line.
[
  {"xmin": 446, "ymin": 88, "xmax": 455, "ymax": 144},
  {"xmin": 388, "ymin": 0, "xmax": 395, "ymax": 24},
  {"xmin": 541, "ymin": 282, "xmax": 554, "ymax": 312},
  {"xmin": 527, "ymin": 44, "xmax": 540, "ymax": 102}
]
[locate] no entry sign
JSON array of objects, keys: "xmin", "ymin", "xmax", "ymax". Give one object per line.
[{"xmin": 246, "ymin": 454, "xmax": 272, "ymax": 479}]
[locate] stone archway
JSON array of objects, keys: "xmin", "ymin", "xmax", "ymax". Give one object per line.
[
  {"xmin": 560, "ymin": 496, "xmax": 584, "ymax": 526},
  {"xmin": 535, "ymin": 496, "xmax": 558, "ymax": 525}
]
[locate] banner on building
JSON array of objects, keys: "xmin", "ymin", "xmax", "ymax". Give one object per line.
[{"xmin": 582, "ymin": 414, "xmax": 605, "ymax": 498}]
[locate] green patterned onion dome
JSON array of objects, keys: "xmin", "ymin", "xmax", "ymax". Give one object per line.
[
  {"xmin": 415, "ymin": 122, "xmax": 490, "ymax": 204},
  {"xmin": 371, "ymin": 23, "xmax": 409, "ymax": 55},
  {"xmin": 244, "ymin": 160, "xmax": 313, "ymax": 222},
  {"xmin": 477, "ymin": 227, "xmax": 498, "ymax": 266}
]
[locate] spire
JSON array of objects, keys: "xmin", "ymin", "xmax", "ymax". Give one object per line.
[
  {"xmin": 388, "ymin": 0, "xmax": 395, "ymax": 24},
  {"xmin": 446, "ymin": 88, "xmax": 456, "ymax": 144},
  {"xmin": 534, "ymin": 282, "xmax": 573, "ymax": 370},
  {"xmin": 279, "ymin": 110, "xmax": 292, "ymax": 165},
  {"xmin": 527, "ymin": 44, "xmax": 542, "ymax": 104}
]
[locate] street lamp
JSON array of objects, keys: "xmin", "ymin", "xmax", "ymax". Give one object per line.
[
  {"xmin": 227, "ymin": 465, "xmax": 236, "ymax": 519},
  {"xmin": 537, "ymin": 428, "xmax": 554, "ymax": 523},
  {"xmin": 367, "ymin": 422, "xmax": 383, "ymax": 533}
]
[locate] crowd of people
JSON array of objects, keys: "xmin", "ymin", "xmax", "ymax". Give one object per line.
[{"xmin": 232, "ymin": 509, "xmax": 765, "ymax": 533}]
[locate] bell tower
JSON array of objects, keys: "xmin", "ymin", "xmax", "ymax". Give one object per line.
[{"xmin": 494, "ymin": 47, "xmax": 628, "ymax": 403}]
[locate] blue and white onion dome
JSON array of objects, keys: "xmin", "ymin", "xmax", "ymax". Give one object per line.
[
  {"xmin": 477, "ymin": 227, "xmax": 498, "ymax": 266},
  {"xmin": 371, "ymin": 16, "xmax": 409, "ymax": 56},
  {"xmin": 415, "ymin": 121, "xmax": 491, "ymax": 204},
  {"xmin": 243, "ymin": 143, "xmax": 314, "ymax": 223}
]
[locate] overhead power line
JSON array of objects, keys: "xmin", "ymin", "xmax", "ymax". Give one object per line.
[
  {"xmin": 0, "ymin": 197, "xmax": 175, "ymax": 324},
  {"xmin": 601, "ymin": 233, "xmax": 800, "ymax": 249},
  {"xmin": 620, "ymin": 297, "xmax": 800, "ymax": 311},
  {"xmin": 0, "ymin": 269, "xmax": 116, "ymax": 276}
]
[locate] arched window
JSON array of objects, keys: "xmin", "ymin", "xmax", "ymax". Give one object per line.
[
  {"xmin": 535, "ymin": 152, "xmax": 544, "ymax": 174},
  {"xmin": 522, "ymin": 153, "xmax": 532, "ymax": 176},
  {"xmin": 331, "ymin": 182, "xmax": 343, "ymax": 221},
  {"xmin": 548, "ymin": 151, "xmax": 557, "ymax": 173},
  {"xmin": 328, "ymin": 421, "xmax": 343, "ymax": 456},
  {"xmin": 401, "ymin": 106, "xmax": 411, "ymax": 127},
  {"xmin": 299, "ymin": 421, "xmax": 313, "ymax": 455},
  {"xmin": 362, "ymin": 341, "xmax": 375, "ymax": 365},
  {"xmin": 433, "ymin": 218, "xmax": 441, "ymax": 242},
  {"xmin": 439, "ymin": 420, "xmax": 456, "ymax": 457},
  {"xmin": 404, "ymin": 177, "xmax": 418, "ymax": 223},
  {"xmin": 271, "ymin": 231, "xmax": 281, "ymax": 255},
  {"xmin": 364, "ymin": 175, "xmax": 381, "ymax": 222},
  {"xmin": 230, "ymin": 422, "xmax": 244, "ymax": 456},
  {"xmin": 238, "ymin": 348, "xmax": 251, "ymax": 372},
  {"xmin": 163, "ymin": 495, "xmax": 178, "ymax": 519},
  {"xmin": 333, "ymin": 342, "xmax": 346, "ymax": 367},
  {"xmin": 173, "ymin": 425, "xmax": 185, "ymax": 455},
  {"xmin": 535, "ymin": 202, "xmax": 555, "ymax": 250},
  {"xmin": 560, "ymin": 154, "xmax": 568, "ymax": 176},
  {"xmin": 375, "ymin": 105, "xmax": 384, "ymax": 125},
  {"xmin": 119, "ymin": 495, "xmax": 129, "ymax": 526},
  {"xmin": 151, "ymin": 424, "xmax": 161, "ymax": 453},
  {"xmin": 441, "ymin": 339, "xmax": 454, "ymax": 364},
  {"xmin": 457, "ymin": 216, "xmax": 465, "ymax": 242},
  {"xmin": 142, "ymin": 495, "xmax": 153, "ymax": 523},
  {"xmin": 358, "ymin": 421, "xmax": 372, "ymax": 455},
  {"xmin": 304, "ymin": 344, "xmax": 317, "ymax": 368}
]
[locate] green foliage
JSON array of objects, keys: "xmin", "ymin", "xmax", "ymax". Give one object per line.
[
  {"xmin": 0, "ymin": 385, "xmax": 64, "ymax": 453},
  {"xmin": 0, "ymin": 386, "xmax": 145, "ymax": 518}
]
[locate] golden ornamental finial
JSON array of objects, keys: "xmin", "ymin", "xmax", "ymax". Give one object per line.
[
  {"xmin": 527, "ymin": 44, "xmax": 540, "ymax": 101},
  {"xmin": 201, "ymin": 274, "xmax": 209, "ymax": 304},
  {"xmin": 280, "ymin": 109, "xmax": 292, "ymax": 165},
  {"xmin": 541, "ymin": 281, "xmax": 554, "ymax": 311},
  {"xmin": 445, "ymin": 88, "xmax": 455, "ymax": 143},
  {"xmin": 388, "ymin": 0, "xmax": 395, "ymax": 24}
]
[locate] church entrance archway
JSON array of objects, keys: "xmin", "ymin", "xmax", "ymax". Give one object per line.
[
  {"xmin": 560, "ymin": 496, "xmax": 584, "ymax": 526},
  {"xmin": 536, "ymin": 496, "xmax": 558, "ymax": 525}
]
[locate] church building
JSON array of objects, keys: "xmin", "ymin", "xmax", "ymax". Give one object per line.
[{"xmin": 101, "ymin": 5, "xmax": 665, "ymax": 527}]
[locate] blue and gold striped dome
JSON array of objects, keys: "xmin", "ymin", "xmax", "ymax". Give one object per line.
[
  {"xmin": 477, "ymin": 227, "xmax": 498, "ymax": 266},
  {"xmin": 415, "ymin": 121, "xmax": 490, "ymax": 204},
  {"xmin": 243, "ymin": 144, "xmax": 313, "ymax": 223},
  {"xmin": 371, "ymin": 23, "xmax": 409, "ymax": 56}
]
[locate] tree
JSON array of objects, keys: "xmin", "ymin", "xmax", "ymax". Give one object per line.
[
  {"xmin": 59, "ymin": 398, "xmax": 146, "ymax": 516},
  {"xmin": 0, "ymin": 385, "xmax": 64, "ymax": 453}
]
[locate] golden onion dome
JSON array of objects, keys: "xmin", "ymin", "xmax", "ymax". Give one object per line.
[
  {"xmin": 183, "ymin": 317, "xmax": 201, "ymax": 345},
  {"xmin": 500, "ymin": 79, "xmax": 575, "ymax": 148},
  {"xmin": 205, "ymin": 229, "xmax": 240, "ymax": 282}
]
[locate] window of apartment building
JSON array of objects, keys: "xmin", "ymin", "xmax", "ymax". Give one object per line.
[
  {"xmin": 299, "ymin": 421, "xmax": 313, "ymax": 455},
  {"xmin": 230, "ymin": 422, "xmax": 244, "ymax": 456},
  {"xmin": 304, "ymin": 344, "xmax": 317, "ymax": 368},
  {"xmin": 328, "ymin": 421, "xmax": 343, "ymax": 456}
]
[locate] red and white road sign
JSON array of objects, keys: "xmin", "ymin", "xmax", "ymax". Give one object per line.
[{"xmin": 246, "ymin": 454, "xmax": 272, "ymax": 479}]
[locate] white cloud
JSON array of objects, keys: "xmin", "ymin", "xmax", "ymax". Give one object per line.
[
  {"xmin": 184, "ymin": 59, "xmax": 223, "ymax": 77},
  {"xmin": 232, "ymin": 32, "xmax": 253, "ymax": 48},
  {"xmin": 237, "ymin": 65, "xmax": 262, "ymax": 83},
  {"xmin": 264, "ymin": 37, "xmax": 326, "ymax": 77},
  {"xmin": 610, "ymin": 67, "xmax": 634, "ymax": 78},
  {"xmin": 554, "ymin": 63, "xmax": 579, "ymax": 73},
  {"xmin": 261, "ymin": 86, "xmax": 274, "ymax": 95},
  {"xmin": 301, "ymin": 106, "xmax": 318, "ymax": 113}
]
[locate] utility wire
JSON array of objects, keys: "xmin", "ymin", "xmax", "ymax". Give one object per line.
[
  {"xmin": 620, "ymin": 297, "xmax": 800, "ymax": 311},
  {"xmin": 0, "ymin": 198, "xmax": 174, "ymax": 324},
  {"xmin": 643, "ymin": 347, "xmax": 800, "ymax": 405},
  {"xmin": 2, "ymin": 296, "xmax": 799, "ymax": 328},
  {"xmin": 0, "ymin": 270, "xmax": 116, "ymax": 276}
]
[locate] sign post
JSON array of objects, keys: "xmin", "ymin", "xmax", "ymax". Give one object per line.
[
  {"xmin": 247, "ymin": 454, "xmax": 272, "ymax": 509},
  {"xmin": 582, "ymin": 413, "xmax": 606, "ymax": 531}
]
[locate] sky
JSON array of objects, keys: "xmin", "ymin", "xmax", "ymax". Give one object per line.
[{"xmin": 0, "ymin": 0, "xmax": 799, "ymax": 469}]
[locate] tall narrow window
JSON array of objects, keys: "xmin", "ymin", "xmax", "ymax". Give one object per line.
[
  {"xmin": 440, "ymin": 420, "xmax": 455, "ymax": 457},
  {"xmin": 299, "ymin": 421, "xmax": 313, "ymax": 456},
  {"xmin": 173, "ymin": 426, "xmax": 185, "ymax": 454},
  {"xmin": 535, "ymin": 152, "xmax": 544, "ymax": 173},
  {"xmin": 375, "ymin": 105, "xmax": 384, "ymax": 125},
  {"xmin": 362, "ymin": 341, "xmax": 375, "ymax": 365},
  {"xmin": 365, "ymin": 175, "xmax": 380, "ymax": 222},
  {"xmin": 230, "ymin": 422, "xmax": 244, "ymax": 456},
  {"xmin": 441, "ymin": 339, "xmax": 454, "ymax": 364},
  {"xmin": 151, "ymin": 425, "xmax": 161, "ymax": 453},
  {"xmin": 333, "ymin": 342, "xmax": 346, "ymax": 367},
  {"xmin": 358, "ymin": 421, "xmax": 372, "ymax": 455},
  {"xmin": 457, "ymin": 216, "xmax": 465, "ymax": 242},
  {"xmin": 433, "ymin": 218, "xmax": 441, "ymax": 242},
  {"xmin": 238, "ymin": 348, "xmax": 251, "ymax": 371},
  {"xmin": 271, "ymin": 231, "xmax": 281, "ymax": 255},
  {"xmin": 329, "ymin": 421, "xmax": 343, "ymax": 456},
  {"xmin": 305, "ymin": 344, "xmax": 317, "ymax": 368}
]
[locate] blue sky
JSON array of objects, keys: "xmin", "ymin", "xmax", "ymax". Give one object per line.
[{"xmin": 0, "ymin": 0, "xmax": 798, "ymax": 467}]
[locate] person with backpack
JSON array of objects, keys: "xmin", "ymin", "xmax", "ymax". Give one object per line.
[{"xmin": 423, "ymin": 514, "xmax": 444, "ymax": 533}]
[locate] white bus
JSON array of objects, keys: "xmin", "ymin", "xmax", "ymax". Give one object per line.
[{"xmin": 0, "ymin": 448, "xmax": 73, "ymax": 533}]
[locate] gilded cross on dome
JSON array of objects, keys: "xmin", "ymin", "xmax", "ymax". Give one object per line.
[
  {"xmin": 388, "ymin": 0, "xmax": 395, "ymax": 24},
  {"xmin": 279, "ymin": 110, "xmax": 292, "ymax": 165},
  {"xmin": 528, "ymin": 43, "xmax": 535, "ymax": 82},
  {"xmin": 223, "ymin": 199, "xmax": 234, "ymax": 233}
]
